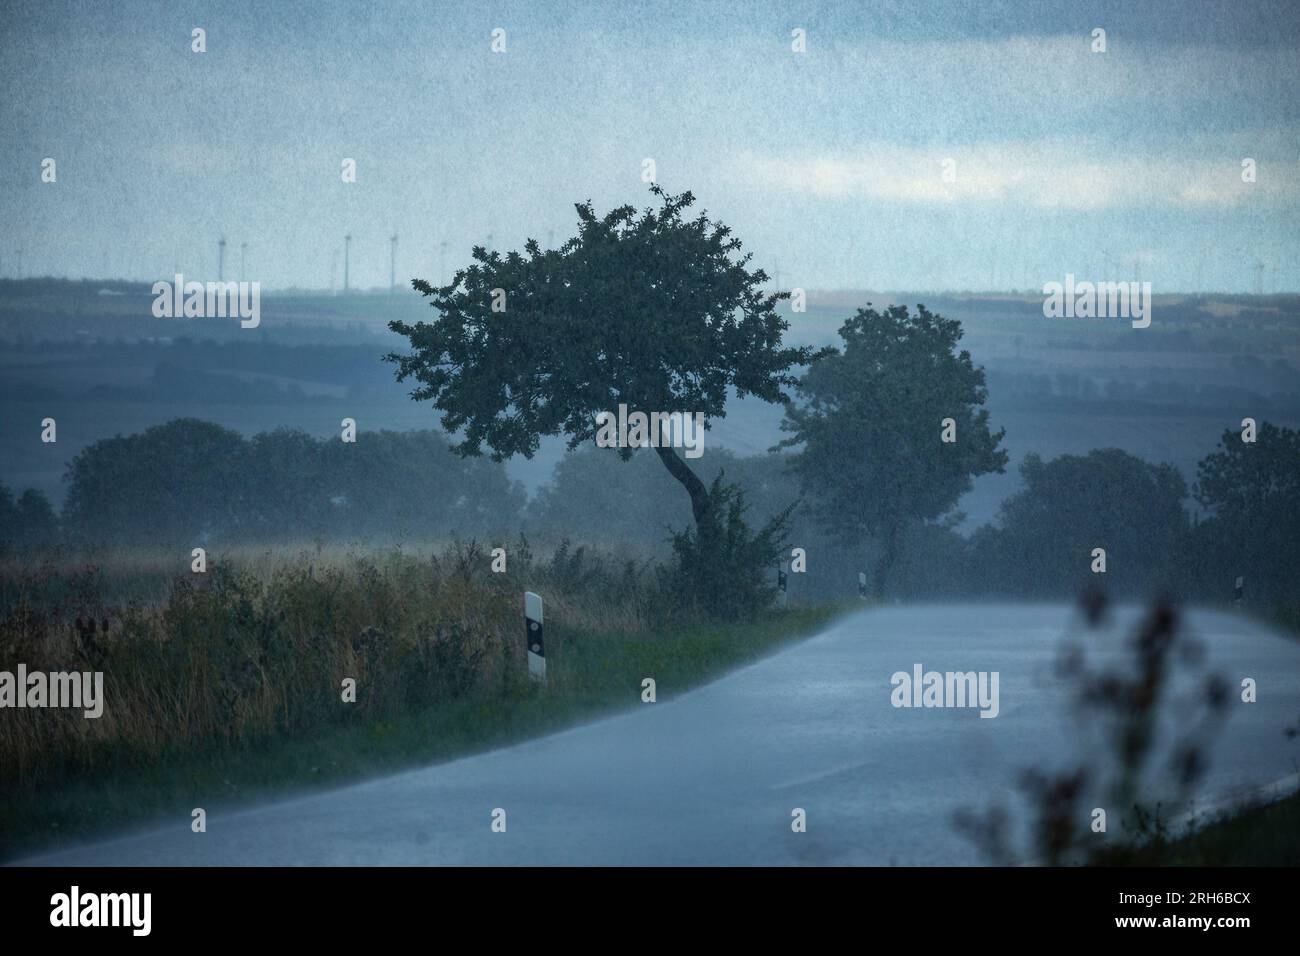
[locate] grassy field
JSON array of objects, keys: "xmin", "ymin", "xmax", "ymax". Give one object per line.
[{"xmin": 0, "ymin": 545, "xmax": 843, "ymax": 861}]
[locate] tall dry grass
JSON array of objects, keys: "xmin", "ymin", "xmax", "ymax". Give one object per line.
[{"xmin": 0, "ymin": 537, "xmax": 661, "ymax": 795}]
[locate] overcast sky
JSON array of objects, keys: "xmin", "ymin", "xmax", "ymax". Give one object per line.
[{"xmin": 2, "ymin": 0, "xmax": 1298, "ymax": 292}]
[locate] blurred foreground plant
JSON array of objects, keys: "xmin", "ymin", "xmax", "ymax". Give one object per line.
[{"xmin": 955, "ymin": 590, "xmax": 1230, "ymax": 865}]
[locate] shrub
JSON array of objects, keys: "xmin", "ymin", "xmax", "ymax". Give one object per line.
[{"xmin": 657, "ymin": 476, "xmax": 792, "ymax": 621}]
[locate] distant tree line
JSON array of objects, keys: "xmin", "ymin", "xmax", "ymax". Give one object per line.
[
  {"xmin": 528, "ymin": 425, "xmax": 1298, "ymax": 618},
  {"xmin": 0, "ymin": 485, "xmax": 58, "ymax": 555},
  {"xmin": 1, "ymin": 419, "xmax": 526, "ymax": 551},
  {"xmin": 2, "ymin": 405, "xmax": 1294, "ymax": 629}
]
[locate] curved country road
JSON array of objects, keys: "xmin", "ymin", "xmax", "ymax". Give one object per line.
[{"xmin": 18, "ymin": 603, "xmax": 1300, "ymax": 866}]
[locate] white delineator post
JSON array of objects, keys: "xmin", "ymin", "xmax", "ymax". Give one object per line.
[
  {"xmin": 858, "ymin": 571, "xmax": 868, "ymax": 600},
  {"xmin": 1234, "ymin": 576, "xmax": 1244, "ymax": 608},
  {"xmin": 524, "ymin": 591, "xmax": 546, "ymax": 684}
]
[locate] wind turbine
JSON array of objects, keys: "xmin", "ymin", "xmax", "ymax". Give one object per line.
[
  {"xmin": 218, "ymin": 236, "xmax": 227, "ymax": 281},
  {"xmin": 439, "ymin": 241, "xmax": 448, "ymax": 285},
  {"xmin": 390, "ymin": 233, "xmax": 398, "ymax": 292}
]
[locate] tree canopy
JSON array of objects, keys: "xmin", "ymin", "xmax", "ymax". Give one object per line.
[
  {"xmin": 972, "ymin": 448, "xmax": 1189, "ymax": 597},
  {"xmin": 1193, "ymin": 420, "xmax": 1300, "ymax": 604},
  {"xmin": 778, "ymin": 303, "xmax": 1007, "ymax": 593},
  {"xmin": 387, "ymin": 186, "xmax": 825, "ymax": 543}
]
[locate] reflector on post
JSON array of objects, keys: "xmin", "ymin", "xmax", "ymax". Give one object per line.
[{"xmin": 524, "ymin": 591, "xmax": 546, "ymax": 683}]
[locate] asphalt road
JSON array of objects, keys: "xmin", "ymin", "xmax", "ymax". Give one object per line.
[{"xmin": 19, "ymin": 602, "xmax": 1300, "ymax": 866}]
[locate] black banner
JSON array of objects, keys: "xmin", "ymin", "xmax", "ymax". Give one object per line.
[{"xmin": 0, "ymin": 866, "xmax": 1279, "ymax": 942}]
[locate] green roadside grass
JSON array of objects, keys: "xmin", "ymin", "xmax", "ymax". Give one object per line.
[
  {"xmin": 1096, "ymin": 791, "xmax": 1300, "ymax": 866},
  {"xmin": 0, "ymin": 604, "xmax": 843, "ymax": 863}
]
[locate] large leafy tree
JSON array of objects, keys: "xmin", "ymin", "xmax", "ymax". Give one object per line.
[
  {"xmin": 1196, "ymin": 421, "xmax": 1300, "ymax": 522},
  {"xmin": 62, "ymin": 418, "xmax": 249, "ymax": 546},
  {"xmin": 777, "ymin": 303, "xmax": 1007, "ymax": 595},
  {"xmin": 1193, "ymin": 420, "xmax": 1300, "ymax": 604},
  {"xmin": 971, "ymin": 449, "xmax": 1189, "ymax": 597},
  {"xmin": 386, "ymin": 186, "xmax": 823, "ymax": 542}
]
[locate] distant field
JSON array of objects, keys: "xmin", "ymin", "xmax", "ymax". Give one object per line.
[{"xmin": 2, "ymin": 283, "xmax": 1297, "ymax": 529}]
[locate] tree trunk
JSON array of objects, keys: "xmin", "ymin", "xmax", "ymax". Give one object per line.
[
  {"xmin": 653, "ymin": 444, "xmax": 712, "ymax": 529},
  {"xmin": 873, "ymin": 521, "xmax": 904, "ymax": 598}
]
